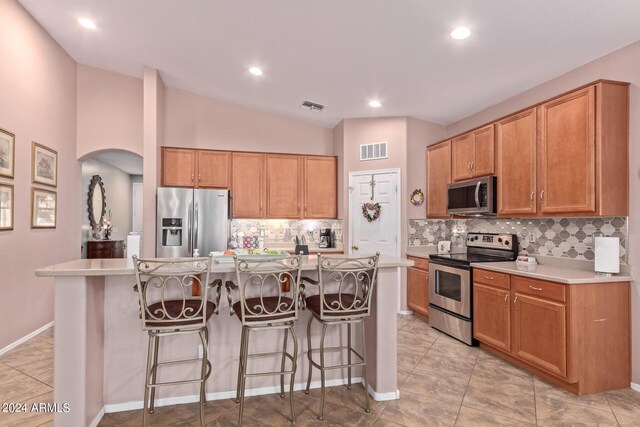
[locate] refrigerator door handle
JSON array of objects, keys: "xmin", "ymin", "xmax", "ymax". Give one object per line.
[
  {"xmin": 194, "ymin": 201, "xmax": 199, "ymax": 251},
  {"xmin": 188, "ymin": 200, "xmax": 193, "ymax": 254}
]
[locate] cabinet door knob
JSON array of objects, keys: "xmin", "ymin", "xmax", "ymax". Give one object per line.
[
  {"xmin": 484, "ymin": 275, "xmax": 494, "ymax": 280},
  {"xmin": 352, "ymin": 245, "xmax": 359, "ymax": 251},
  {"xmin": 528, "ymin": 285, "xmax": 543, "ymax": 291},
  {"xmin": 513, "ymin": 296, "xmax": 519, "ymax": 310},
  {"xmin": 530, "ymin": 191, "xmax": 535, "ymax": 203},
  {"xmin": 191, "ymin": 174, "xmax": 194, "ymax": 183},
  {"xmin": 504, "ymin": 293, "xmax": 509, "ymax": 308},
  {"xmin": 540, "ymin": 190, "xmax": 545, "ymax": 202},
  {"xmin": 471, "ymin": 161, "xmax": 475, "ymax": 172}
]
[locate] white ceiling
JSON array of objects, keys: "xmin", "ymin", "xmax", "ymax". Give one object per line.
[{"xmin": 18, "ymin": 0, "xmax": 640, "ymax": 128}]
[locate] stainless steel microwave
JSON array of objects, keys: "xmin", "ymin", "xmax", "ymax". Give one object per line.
[{"xmin": 446, "ymin": 176, "xmax": 497, "ymax": 216}]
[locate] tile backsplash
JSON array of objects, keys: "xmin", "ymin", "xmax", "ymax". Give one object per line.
[
  {"xmin": 408, "ymin": 217, "xmax": 627, "ymax": 263},
  {"xmin": 231, "ymin": 219, "xmax": 343, "ymax": 247}
]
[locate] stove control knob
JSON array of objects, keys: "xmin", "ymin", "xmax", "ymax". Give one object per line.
[
  {"xmin": 498, "ymin": 238, "xmax": 503, "ymax": 243},
  {"xmin": 504, "ymin": 240, "xmax": 510, "ymax": 246}
]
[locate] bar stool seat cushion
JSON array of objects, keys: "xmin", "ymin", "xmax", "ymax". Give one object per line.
[
  {"xmin": 232, "ymin": 297, "xmax": 294, "ymax": 322},
  {"xmin": 305, "ymin": 293, "xmax": 366, "ymax": 317},
  {"xmin": 146, "ymin": 299, "xmax": 216, "ymax": 327}
]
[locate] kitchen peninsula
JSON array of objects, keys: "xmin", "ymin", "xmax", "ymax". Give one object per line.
[{"xmin": 35, "ymin": 255, "xmax": 412, "ymax": 426}]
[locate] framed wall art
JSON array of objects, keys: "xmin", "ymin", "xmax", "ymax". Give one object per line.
[
  {"xmin": 0, "ymin": 128, "xmax": 15, "ymax": 179},
  {"xmin": 31, "ymin": 188, "xmax": 57, "ymax": 229},
  {"xmin": 32, "ymin": 142, "xmax": 58, "ymax": 187},
  {"xmin": 0, "ymin": 183, "xmax": 14, "ymax": 231}
]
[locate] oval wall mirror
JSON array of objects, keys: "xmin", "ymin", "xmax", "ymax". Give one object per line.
[{"xmin": 88, "ymin": 175, "xmax": 106, "ymax": 229}]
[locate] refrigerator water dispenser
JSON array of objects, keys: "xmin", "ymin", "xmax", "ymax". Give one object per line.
[{"xmin": 161, "ymin": 218, "xmax": 183, "ymax": 247}]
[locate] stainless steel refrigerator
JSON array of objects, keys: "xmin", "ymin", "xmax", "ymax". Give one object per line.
[{"xmin": 156, "ymin": 187, "xmax": 230, "ymax": 257}]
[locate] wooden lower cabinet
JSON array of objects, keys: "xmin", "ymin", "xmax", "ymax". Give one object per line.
[
  {"xmin": 473, "ymin": 283, "xmax": 511, "ymax": 352},
  {"xmin": 473, "ymin": 269, "xmax": 630, "ymax": 395},
  {"xmin": 407, "ymin": 266, "xmax": 429, "ymax": 317},
  {"xmin": 513, "ymin": 293, "xmax": 566, "ymax": 378}
]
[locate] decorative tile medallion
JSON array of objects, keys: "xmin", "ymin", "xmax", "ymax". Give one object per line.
[{"xmin": 408, "ymin": 217, "xmax": 627, "ymax": 263}]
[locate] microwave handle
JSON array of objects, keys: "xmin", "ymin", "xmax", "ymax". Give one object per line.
[{"xmin": 475, "ymin": 181, "xmax": 481, "ymax": 208}]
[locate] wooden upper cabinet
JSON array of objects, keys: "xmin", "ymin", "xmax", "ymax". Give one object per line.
[
  {"xmin": 539, "ymin": 86, "xmax": 596, "ymax": 214},
  {"xmin": 303, "ymin": 156, "xmax": 337, "ymax": 219},
  {"xmin": 266, "ymin": 154, "xmax": 302, "ymax": 219},
  {"xmin": 162, "ymin": 148, "xmax": 196, "ymax": 187},
  {"xmin": 426, "ymin": 141, "xmax": 451, "ymax": 218},
  {"xmin": 513, "ymin": 293, "xmax": 567, "ymax": 378},
  {"xmin": 452, "ymin": 133, "xmax": 475, "ymax": 181},
  {"xmin": 496, "ymin": 109, "xmax": 537, "ymax": 216},
  {"xmin": 231, "ymin": 152, "xmax": 266, "ymax": 218},
  {"xmin": 197, "ymin": 151, "xmax": 231, "ymax": 189},
  {"xmin": 473, "ymin": 125, "xmax": 495, "ymax": 177},
  {"xmin": 451, "ymin": 125, "xmax": 495, "ymax": 181},
  {"xmin": 473, "ymin": 283, "xmax": 511, "ymax": 352}
]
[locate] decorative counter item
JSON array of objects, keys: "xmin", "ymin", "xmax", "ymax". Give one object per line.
[
  {"xmin": 410, "ymin": 189, "xmax": 424, "ymax": 206},
  {"xmin": 102, "ymin": 210, "xmax": 113, "ymax": 240}
]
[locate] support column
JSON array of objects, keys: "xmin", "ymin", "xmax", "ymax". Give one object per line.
[{"xmin": 142, "ymin": 67, "xmax": 164, "ymax": 257}]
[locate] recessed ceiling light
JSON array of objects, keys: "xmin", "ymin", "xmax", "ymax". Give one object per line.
[
  {"xmin": 249, "ymin": 67, "xmax": 263, "ymax": 76},
  {"xmin": 78, "ymin": 18, "xmax": 97, "ymax": 30},
  {"xmin": 369, "ymin": 100, "xmax": 382, "ymax": 108},
  {"xmin": 450, "ymin": 27, "xmax": 471, "ymax": 40}
]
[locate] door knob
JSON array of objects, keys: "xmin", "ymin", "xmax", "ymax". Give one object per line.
[{"xmin": 352, "ymin": 245, "xmax": 359, "ymax": 251}]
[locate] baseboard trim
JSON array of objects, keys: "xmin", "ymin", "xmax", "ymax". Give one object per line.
[
  {"xmin": 0, "ymin": 321, "xmax": 53, "ymax": 356},
  {"xmin": 89, "ymin": 407, "xmax": 105, "ymax": 427},
  {"xmin": 631, "ymin": 382, "xmax": 640, "ymax": 393},
  {"xmin": 104, "ymin": 377, "xmax": 366, "ymax": 413},
  {"xmin": 367, "ymin": 384, "xmax": 400, "ymax": 401}
]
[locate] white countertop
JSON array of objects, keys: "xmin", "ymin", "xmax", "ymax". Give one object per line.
[
  {"xmin": 406, "ymin": 246, "xmax": 466, "ymax": 259},
  {"xmin": 471, "ymin": 261, "xmax": 632, "ymax": 284},
  {"xmin": 35, "ymin": 254, "xmax": 413, "ymax": 278}
]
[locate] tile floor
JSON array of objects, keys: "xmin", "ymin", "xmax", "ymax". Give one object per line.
[{"xmin": 2, "ymin": 316, "xmax": 640, "ymax": 426}]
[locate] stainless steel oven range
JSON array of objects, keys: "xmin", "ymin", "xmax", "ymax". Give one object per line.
[{"xmin": 428, "ymin": 232, "xmax": 518, "ymax": 345}]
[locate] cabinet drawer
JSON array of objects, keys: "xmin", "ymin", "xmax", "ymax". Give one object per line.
[
  {"xmin": 407, "ymin": 256, "xmax": 429, "ymax": 271},
  {"xmin": 473, "ymin": 268, "xmax": 511, "ymax": 290},
  {"xmin": 513, "ymin": 276, "xmax": 566, "ymax": 303}
]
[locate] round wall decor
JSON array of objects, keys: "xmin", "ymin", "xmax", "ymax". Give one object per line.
[{"xmin": 410, "ymin": 188, "xmax": 424, "ymax": 206}]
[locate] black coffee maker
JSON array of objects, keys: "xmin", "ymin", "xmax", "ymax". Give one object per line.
[{"xmin": 319, "ymin": 228, "xmax": 332, "ymax": 248}]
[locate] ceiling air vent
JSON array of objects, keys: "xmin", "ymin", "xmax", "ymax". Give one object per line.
[
  {"xmin": 360, "ymin": 142, "xmax": 388, "ymax": 161},
  {"xmin": 300, "ymin": 100, "xmax": 325, "ymax": 111}
]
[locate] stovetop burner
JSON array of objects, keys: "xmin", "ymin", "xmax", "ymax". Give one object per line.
[{"xmin": 429, "ymin": 232, "xmax": 518, "ymax": 266}]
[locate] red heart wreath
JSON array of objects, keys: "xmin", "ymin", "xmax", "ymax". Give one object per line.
[{"xmin": 362, "ymin": 202, "xmax": 382, "ymax": 222}]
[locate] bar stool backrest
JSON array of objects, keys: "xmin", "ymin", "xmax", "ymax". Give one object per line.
[
  {"xmin": 316, "ymin": 253, "xmax": 380, "ymax": 320},
  {"xmin": 233, "ymin": 255, "xmax": 302, "ymax": 326},
  {"xmin": 133, "ymin": 256, "xmax": 212, "ymax": 331}
]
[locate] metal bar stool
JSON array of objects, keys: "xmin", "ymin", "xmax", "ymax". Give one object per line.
[
  {"xmin": 133, "ymin": 255, "xmax": 222, "ymax": 427},
  {"xmin": 301, "ymin": 253, "xmax": 380, "ymax": 420},
  {"xmin": 225, "ymin": 255, "xmax": 302, "ymax": 426}
]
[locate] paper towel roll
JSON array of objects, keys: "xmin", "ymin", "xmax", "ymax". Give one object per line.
[
  {"xmin": 594, "ymin": 236, "xmax": 620, "ymax": 274},
  {"xmin": 127, "ymin": 234, "xmax": 141, "ymax": 259}
]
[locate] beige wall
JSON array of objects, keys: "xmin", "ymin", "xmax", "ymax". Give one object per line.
[
  {"xmin": 164, "ymin": 87, "xmax": 334, "ymax": 155},
  {"xmin": 407, "ymin": 117, "xmax": 446, "ymax": 219},
  {"xmin": 0, "ymin": 0, "xmax": 78, "ymax": 348},
  {"xmin": 77, "ymin": 64, "xmax": 143, "ymax": 159},
  {"xmin": 444, "ymin": 40, "xmax": 640, "ymax": 385}
]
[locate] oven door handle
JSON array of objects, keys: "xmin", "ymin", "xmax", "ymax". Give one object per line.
[{"xmin": 475, "ymin": 181, "xmax": 481, "ymax": 208}]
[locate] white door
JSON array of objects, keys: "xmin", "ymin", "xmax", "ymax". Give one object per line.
[{"xmin": 349, "ymin": 170, "xmax": 400, "ymax": 256}]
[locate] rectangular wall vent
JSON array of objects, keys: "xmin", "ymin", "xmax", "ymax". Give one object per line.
[
  {"xmin": 360, "ymin": 142, "xmax": 388, "ymax": 161},
  {"xmin": 300, "ymin": 100, "xmax": 325, "ymax": 111}
]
